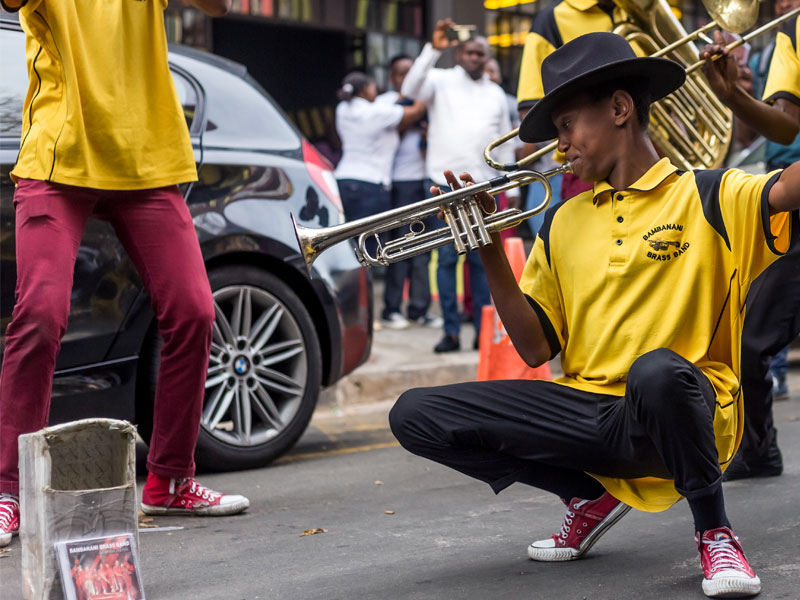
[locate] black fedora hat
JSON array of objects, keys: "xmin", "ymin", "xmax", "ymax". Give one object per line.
[{"xmin": 518, "ymin": 32, "xmax": 685, "ymax": 143}]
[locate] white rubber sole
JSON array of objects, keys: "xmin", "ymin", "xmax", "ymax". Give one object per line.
[
  {"xmin": 141, "ymin": 497, "xmax": 250, "ymax": 517},
  {"xmin": 0, "ymin": 529, "xmax": 18, "ymax": 548},
  {"xmin": 527, "ymin": 503, "xmax": 632, "ymax": 562},
  {"xmin": 702, "ymin": 575, "xmax": 761, "ymax": 598}
]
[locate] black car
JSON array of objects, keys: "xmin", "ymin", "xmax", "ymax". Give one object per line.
[{"xmin": 0, "ymin": 19, "xmax": 373, "ymax": 471}]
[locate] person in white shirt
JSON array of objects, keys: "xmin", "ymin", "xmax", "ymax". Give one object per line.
[
  {"xmin": 377, "ymin": 56, "xmax": 442, "ymax": 330},
  {"xmin": 401, "ymin": 20, "xmax": 518, "ymax": 353},
  {"xmin": 334, "ymin": 72, "xmax": 424, "ymax": 259}
]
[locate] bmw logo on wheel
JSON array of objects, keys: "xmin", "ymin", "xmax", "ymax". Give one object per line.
[{"xmin": 234, "ymin": 356, "xmax": 249, "ymax": 375}]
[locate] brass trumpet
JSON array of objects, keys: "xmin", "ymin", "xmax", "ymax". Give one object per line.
[{"xmin": 292, "ymin": 164, "xmax": 570, "ymax": 272}]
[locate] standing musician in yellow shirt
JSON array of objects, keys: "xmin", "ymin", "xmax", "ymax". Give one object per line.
[
  {"xmin": 701, "ymin": 18, "xmax": 800, "ymax": 481},
  {"xmin": 390, "ymin": 32, "xmax": 799, "ymax": 598},
  {"xmin": 0, "ymin": 0, "xmax": 249, "ymax": 550}
]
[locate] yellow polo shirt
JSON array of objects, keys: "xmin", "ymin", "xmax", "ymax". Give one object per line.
[
  {"xmin": 762, "ymin": 14, "xmax": 800, "ymax": 105},
  {"xmin": 518, "ymin": 158, "xmax": 792, "ymax": 512},
  {"xmin": 517, "ymin": 0, "xmax": 628, "ymax": 110},
  {"xmin": 9, "ymin": 0, "xmax": 197, "ymax": 190}
]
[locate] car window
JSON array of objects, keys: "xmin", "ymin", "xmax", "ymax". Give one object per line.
[
  {"xmin": 184, "ymin": 59, "xmax": 299, "ymax": 151},
  {"xmin": 0, "ymin": 30, "xmax": 28, "ymax": 137},
  {"xmin": 172, "ymin": 69, "xmax": 199, "ymax": 132}
]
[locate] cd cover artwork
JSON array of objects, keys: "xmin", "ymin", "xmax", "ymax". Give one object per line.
[{"xmin": 55, "ymin": 533, "xmax": 145, "ymax": 600}]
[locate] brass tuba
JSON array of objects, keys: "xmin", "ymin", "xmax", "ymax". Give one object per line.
[
  {"xmin": 613, "ymin": 0, "xmax": 733, "ymax": 170},
  {"xmin": 485, "ymin": 0, "xmax": 800, "ymax": 172}
]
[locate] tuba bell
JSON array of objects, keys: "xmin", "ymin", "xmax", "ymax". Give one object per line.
[
  {"xmin": 485, "ymin": 0, "xmax": 800, "ymax": 172},
  {"xmin": 612, "ymin": 0, "xmax": 733, "ymax": 170}
]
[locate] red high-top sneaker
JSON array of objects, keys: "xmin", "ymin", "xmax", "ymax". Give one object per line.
[
  {"xmin": 696, "ymin": 527, "xmax": 761, "ymax": 598},
  {"xmin": 141, "ymin": 474, "xmax": 249, "ymax": 516},
  {"xmin": 528, "ymin": 492, "xmax": 631, "ymax": 561}
]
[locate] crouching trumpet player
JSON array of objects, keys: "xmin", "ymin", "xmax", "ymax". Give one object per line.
[{"xmin": 389, "ymin": 32, "xmax": 799, "ymax": 598}]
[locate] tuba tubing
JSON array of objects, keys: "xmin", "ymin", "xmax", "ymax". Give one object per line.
[
  {"xmin": 484, "ymin": 4, "xmax": 800, "ymax": 172},
  {"xmin": 292, "ymin": 164, "xmax": 571, "ymax": 272}
]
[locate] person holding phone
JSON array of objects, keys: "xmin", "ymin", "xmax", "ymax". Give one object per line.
[{"xmin": 401, "ymin": 19, "xmax": 519, "ymax": 353}]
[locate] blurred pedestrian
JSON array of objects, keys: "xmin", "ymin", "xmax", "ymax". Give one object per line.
[
  {"xmin": 401, "ymin": 20, "xmax": 519, "ymax": 353},
  {"xmin": 377, "ymin": 57, "xmax": 441, "ymax": 330},
  {"xmin": 0, "ymin": 0, "xmax": 250, "ymax": 550},
  {"xmin": 334, "ymin": 72, "xmax": 425, "ymax": 261},
  {"xmin": 702, "ymin": 11, "xmax": 800, "ymax": 481}
]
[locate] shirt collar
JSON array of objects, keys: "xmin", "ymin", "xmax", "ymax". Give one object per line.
[
  {"xmin": 564, "ymin": 0, "xmax": 600, "ymax": 11},
  {"xmin": 592, "ymin": 158, "xmax": 679, "ymax": 204}
]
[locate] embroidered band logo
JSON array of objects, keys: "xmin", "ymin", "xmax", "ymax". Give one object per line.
[
  {"xmin": 643, "ymin": 223, "xmax": 690, "ymax": 262},
  {"xmin": 647, "ymin": 239, "xmax": 680, "ymax": 251}
]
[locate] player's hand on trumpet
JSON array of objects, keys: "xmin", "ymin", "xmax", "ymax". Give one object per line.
[
  {"xmin": 430, "ymin": 170, "xmax": 497, "ymax": 221},
  {"xmin": 699, "ymin": 30, "xmax": 740, "ymax": 103}
]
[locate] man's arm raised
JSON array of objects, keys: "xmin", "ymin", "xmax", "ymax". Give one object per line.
[
  {"xmin": 701, "ymin": 31, "xmax": 800, "ymax": 145},
  {"xmin": 768, "ymin": 161, "xmax": 800, "ymax": 212}
]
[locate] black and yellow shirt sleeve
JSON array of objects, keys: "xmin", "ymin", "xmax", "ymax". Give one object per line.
[
  {"xmin": 714, "ymin": 168, "xmax": 791, "ymax": 285},
  {"xmin": 517, "ymin": 0, "xmax": 618, "ymax": 110},
  {"xmin": 519, "ymin": 204, "xmax": 569, "ymax": 359},
  {"xmin": 762, "ymin": 14, "xmax": 800, "ymax": 105}
]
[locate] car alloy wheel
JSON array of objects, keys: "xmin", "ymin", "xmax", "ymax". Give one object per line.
[
  {"xmin": 204, "ymin": 283, "xmax": 307, "ymax": 446},
  {"xmin": 196, "ymin": 266, "xmax": 322, "ymax": 470}
]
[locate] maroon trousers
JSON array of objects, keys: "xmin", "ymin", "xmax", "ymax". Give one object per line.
[{"xmin": 0, "ymin": 179, "xmax": 214, "ymax": 494}]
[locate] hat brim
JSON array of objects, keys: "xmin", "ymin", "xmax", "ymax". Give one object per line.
[{"xmin": 518, "ymin": 57, "xmax": 686, "ymax": 143}]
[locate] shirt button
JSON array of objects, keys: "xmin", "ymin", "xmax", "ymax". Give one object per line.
[
  {"xmin": 617, "ymin": 216, "xmax": 624, "ymax": 223},
  {"xmin": 616, "ymin": 194, "xmax": 623, "ymax": 201},
  {"xmin": 615, "ymin": 239, "xmax": 623, "ymax": 245}
]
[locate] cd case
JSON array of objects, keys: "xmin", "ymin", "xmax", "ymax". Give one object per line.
[{"xmin": 55, "ymin": 533, "xmax": 145, "ymax": 600}]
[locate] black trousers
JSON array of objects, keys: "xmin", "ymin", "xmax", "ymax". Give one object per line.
[
  {"xmin": 390, "ymin": 348, "xmax": 722, "ymax": 501},
  {"xmin": 740, "ymin": 212, "xmax": 800, "ymax": 457}
]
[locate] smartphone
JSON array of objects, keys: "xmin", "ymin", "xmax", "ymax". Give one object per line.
[{"xmin": 446, "ymin": 25, "xmax": 476, "ymax": 43}]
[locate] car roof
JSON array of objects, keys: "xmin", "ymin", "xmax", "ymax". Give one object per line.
[{"xmin": 168, "ymin": 43, "xmax": 249, "ymax": 79}]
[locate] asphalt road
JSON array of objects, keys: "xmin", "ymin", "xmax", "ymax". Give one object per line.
[{"xmin": 1, "ymin": 370, "xmax": 798, "ymax": 600}]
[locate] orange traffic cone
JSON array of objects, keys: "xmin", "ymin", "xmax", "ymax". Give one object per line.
[
  {"xmin": 476, "ymin": 237, "xmax": 552, "ymax": 382},
  {"xmin": 504, "ymin": 236, "xmax": 527, "ymax": 283}
]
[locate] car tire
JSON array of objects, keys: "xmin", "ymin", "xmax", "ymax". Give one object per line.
[{"xmin": 136, "ymin": 265, "xmax": 322, "ymax": 472}]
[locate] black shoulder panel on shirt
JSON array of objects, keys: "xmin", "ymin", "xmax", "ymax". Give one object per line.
[
  {"xmin": 537, "ymin": 195, "xmax": 572, "ymax": 267},
  {"xmin": 531, "ymin": 6, "xmax": 563, "ymax": 49},
  {"xmin": 780, "ymin": 14, "xmax": 797, "ymax": 50},
  {"xmin": 693, "ymin": 169, "xmax": 731, "ymax": 252}
]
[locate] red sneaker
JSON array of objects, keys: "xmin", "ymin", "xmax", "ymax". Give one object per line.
[
  {"xmin": 0, "ymin": 493, "xmax": 20, "ymax": 548},
  {"xmin": 141, "ymin": 474, "xmax": 249, "ymax": 516},
  {"xmin": 528, "ymin": 492, "xmax": 631, "ymax": 561},
  {"xmin": 696, "ymin": 527, "xmax": 761, "ymax": 598}
]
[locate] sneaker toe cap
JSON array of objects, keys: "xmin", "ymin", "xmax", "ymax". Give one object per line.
[
  {"xmin": 529, "ymin": 538, "xmax": 557, "ymax": 549},
  {"xmin": 219, "ymin": 494, "xmax": 250, "ymax": 508}
]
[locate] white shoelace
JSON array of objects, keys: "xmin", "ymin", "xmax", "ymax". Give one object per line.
[
  {"xmin": 704, "ymin": 537, "xmax": 748, "ymax": 574},
  {"xmin": 0, "ymin": 494, "xmax": 19, "ymax": 529},
  {"xmin": 558, "ymin": 499, "xmax": 588, "ymax": 539},
  {"xmin": 188, "ymin": 480, "xmax": 220, "ymax": 502}
]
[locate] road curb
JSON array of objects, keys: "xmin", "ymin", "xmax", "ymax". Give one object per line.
[{"xmin": 322, "ymin": 356, "xmax": 479, "ymax": 410}]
